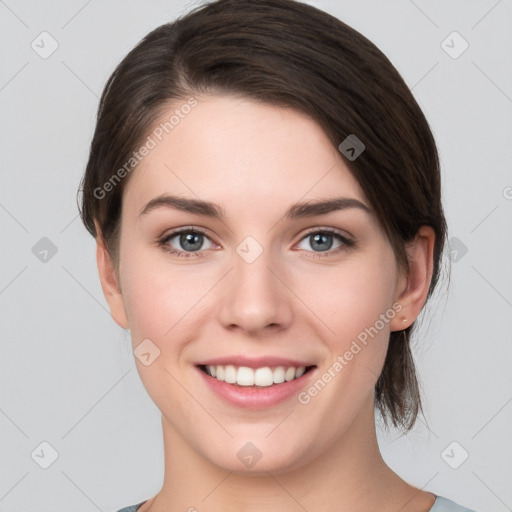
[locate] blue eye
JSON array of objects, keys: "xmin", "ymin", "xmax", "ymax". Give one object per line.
[
  {"xmin": 296, "ymin": 229, "xmax": 354, "ymax": 256},
  {"xmin": 301, "ymin": 232, "xmax": 337, "ymax": 251},
  {"xmin": 160, "ymin": 228, "xmax": 215, "ymax": 257}
]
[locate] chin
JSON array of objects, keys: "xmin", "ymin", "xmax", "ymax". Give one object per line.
[{"xmin": 203, "ymin": 434, "xmax": 314, "ymax": 476}]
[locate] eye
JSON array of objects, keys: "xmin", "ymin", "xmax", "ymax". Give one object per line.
[
  {"xmin": 296, "ymin": 228, "xmax": 354, "ymax": 256},
  {"xmin": 159, "ymin": 228, "xmax": 215, "ymax": 257}
]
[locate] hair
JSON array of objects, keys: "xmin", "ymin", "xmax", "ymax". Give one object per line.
[{"xmin": 78, "ymin": 0, "xmax": 447, "ymax": 432}]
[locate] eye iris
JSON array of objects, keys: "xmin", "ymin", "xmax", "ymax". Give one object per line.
[
  {"xmin": 310, "ymin": 233, "xmax": 333, "ymax": 251},
  {"xmin": 180, "ymin": 232, "xmax": 203, "ymax": 251}
]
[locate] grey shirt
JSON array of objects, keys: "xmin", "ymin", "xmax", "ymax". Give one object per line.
[{"xmin": 114, "ymin": 495, "xmax": 478, "ymax": 511}]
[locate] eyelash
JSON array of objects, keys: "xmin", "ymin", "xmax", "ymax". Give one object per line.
[{"xmin": 157, "ymin": 227, "xmax": 356, "ymax": 259}]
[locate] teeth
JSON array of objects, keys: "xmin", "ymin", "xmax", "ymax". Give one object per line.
[
  {"xmin": 254, "ymin": 367, "xmax": 273, "ymax": 387},
  {"xmin": 224, "ymin": 365, "xmax": 237, "ymax": 384},
  {"xmin": 273, "ymin": 366, "xmax": 285, "ymax": 384},
  {"xmin": 205, "ymin": 364, "xmax": 308, "ymax": 386},
  {"xmin": 237, "ymin": 366, "xmax": 256, "ymax": 386},
  {"xmin": 285, "ymin": 367, "xmax": 295, "ymax": 381}
]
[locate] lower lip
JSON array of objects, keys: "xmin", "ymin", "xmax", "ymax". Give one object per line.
[{"xmin": 196, "ymin": 366, "xmax": 316, "ymax": 409}]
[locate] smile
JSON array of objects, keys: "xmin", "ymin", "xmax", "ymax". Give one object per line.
[{"xmin": 199, "ymin": 364, "xmax": 315, "ymax": 387}]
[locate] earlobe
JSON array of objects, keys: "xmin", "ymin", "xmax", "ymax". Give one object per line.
[
  {"xmin": 390, "ymin": 226, "xmax": 435, "ymax": 332},
  {"xmin": 95, "ymin": 227, "xmax": 129, "ymax": 330}
]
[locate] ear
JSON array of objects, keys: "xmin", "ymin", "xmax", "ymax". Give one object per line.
[
  {"xmin": 390, "ymin": 226, "xmax": 435, "ymax": 332},
  {"xmin": 95, "ymin": 223, "xmax": 129, "ymax": 330}
]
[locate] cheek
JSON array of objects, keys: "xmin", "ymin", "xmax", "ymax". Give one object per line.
[
  {"xmin": 297, "ymin": 247, "xmax": 399, "ymax": 348},
  {"xmin": 119, "ymin": 240, "xmax": 216, "ymax": 344},
  {"xmin": 118, "ymin": 239, "xmax": 178, "ymax": 340},
  {"xmin": 296, "ymin": 252, "xmax": 399, "ymax": 417}
]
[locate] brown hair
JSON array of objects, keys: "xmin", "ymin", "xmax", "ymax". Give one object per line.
[{"xmin": 79, "ymin": 0, "xmax": 447, "ymax": 431}]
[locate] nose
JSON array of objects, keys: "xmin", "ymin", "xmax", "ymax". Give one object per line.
[{"xmin": 217, "ymin": 247, "xmax": 294, "ymax": 335}]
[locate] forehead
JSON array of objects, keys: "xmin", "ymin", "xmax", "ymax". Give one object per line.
[{"xmin": 123, "ymin": 95, "xmax": 367, "ymax": 219}]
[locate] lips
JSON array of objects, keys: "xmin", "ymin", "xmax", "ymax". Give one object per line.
[{"xmin": 194, "ymin": 356, "xmax": 317, "ymax": 409}]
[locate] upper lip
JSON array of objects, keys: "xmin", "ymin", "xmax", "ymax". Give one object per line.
[{"xmin": 195, "ymin": 356, "xmax": 316, "ymax": 369}]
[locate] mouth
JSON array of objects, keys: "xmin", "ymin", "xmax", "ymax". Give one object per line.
[{"xmin": 197, "ymin": 364, "xmax": 317, "ymax": 388}]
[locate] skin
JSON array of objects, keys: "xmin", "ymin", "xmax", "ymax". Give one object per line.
[{"xmin": 96, "ymin": 95, "xmax": 436, "ymax": 512}]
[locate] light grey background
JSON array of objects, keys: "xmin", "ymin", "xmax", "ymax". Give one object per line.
[{"xmin": 1, "ymin": 1, "xmax": 511, "ymax": 511}]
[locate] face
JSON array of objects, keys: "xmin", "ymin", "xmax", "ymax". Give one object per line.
[{"xmin": 107, "ymin": 95, "xmax": 410, "ymax": 474}]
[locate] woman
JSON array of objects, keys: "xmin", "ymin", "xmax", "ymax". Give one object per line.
[{"xmin": 79, "ymin": 0, "xmax": 477, "ymax": 510}]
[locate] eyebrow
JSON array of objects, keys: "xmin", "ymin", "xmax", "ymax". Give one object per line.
[{"xmin": 138, "ymin": 194, "xmax": 371, "ymax": 220}]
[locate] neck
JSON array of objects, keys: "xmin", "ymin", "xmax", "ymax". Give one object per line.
[{"xmin": 141, "ymin": 402, "xmax": 428, "ymax": 512}]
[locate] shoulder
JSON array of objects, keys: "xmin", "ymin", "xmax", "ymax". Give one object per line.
[{"xmin": 431, "ymin": 495, "xmax": 479, "ymax": 512}]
